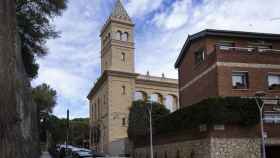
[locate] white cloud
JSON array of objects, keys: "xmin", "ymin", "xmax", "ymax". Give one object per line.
[
  {"xmin": 126, "ymin": 0, "xmax": 163, "ymax": 17},
  {"xmin": 35, "ymin": 0, "xmax": 280, "ymax": 118},
  {"xmin": 34, "ymin": 68, "xmax": 89, "ymax": 99},
  {"xmin": 153, "ymin": 0, "xmax": 192, "ymax": 30},
  {"xmin": 137, "ymin": 0, "xmax": 280, "ymax": 79},
  {"xmin": 188, "ymin": 0, "xmax": 280, "ymax": 34}
]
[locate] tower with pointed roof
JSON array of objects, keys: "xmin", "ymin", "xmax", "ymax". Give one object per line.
[
  {"xmin": 87, "ymin": 0, "xmax": 179, "ymax": 156},
  {"xmin": 100, "ymin": 0, "xmax": 135, "ymax": 74},
  {"xmin": 88, "ymin": 0, "xmax": 137, "ymax": 155}
]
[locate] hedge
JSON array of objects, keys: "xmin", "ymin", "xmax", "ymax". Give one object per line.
[{"xmin": 154, "ymin": 97, "xmax": 259, "ymax": 135}]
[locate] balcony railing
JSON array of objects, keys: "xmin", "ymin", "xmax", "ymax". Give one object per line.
[
  {"xmin": 137, "ymin": 75, "xmax": 178, "ymax": 84},
  {"xmin": 216, "ymin": 45, "xmax": 280, "ymax": 54}
]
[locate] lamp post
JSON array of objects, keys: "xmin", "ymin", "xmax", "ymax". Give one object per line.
[
  {"xmin": 66, "ymin": 109, "xmax": 70, "ymax": 155},
  {"xmin": 147, "ymin": 97, "xmax": 154, "ymax": 158},
  {"xmin": 254, "ymin": 91, "xmax": 266, "ymax": 158}
]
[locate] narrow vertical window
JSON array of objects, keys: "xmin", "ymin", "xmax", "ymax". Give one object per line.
[
  {"xmin": 98, "ymin": 98, "xmax": 101, "ymax": 118},
  {"xmin": 108, "ymin": 33, "xmax": 111, "ymax": 40},
  {"xmin": 116, "ymin": 30, "xmax": 122, "ymax": 40},
  {"xmin": 194, "ymin": 49, "xmax": 205, "ymax": 65},
  {"xmin": 122, "ymin": 86, "xmax": 126, "ymax": 95},
  {"xmin": 94, "ymin": 103, "xmax": 97, "ymax": 120},
  {"xmin": 122, "ymin": 32, "xmax": 129, "ymax": 41},
  {"xmin": 122, "ymin": 118, "xmax": 126, "ymax": 126},
  {"xmin": 91, "ymin": 103, "xmax": 94, "ymax": 120},
  {"xmin": 121, "ymin": 52, "xmax": 126, "ymax": 62}
]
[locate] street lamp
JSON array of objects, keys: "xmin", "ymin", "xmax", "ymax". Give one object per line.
[
  {"xmin": 254, "ymin": 91, "xmax": 266, "ymax": 158},
  {"xmin": 146, "ymin": 97, "xmax": 154, "ymax": 158}
]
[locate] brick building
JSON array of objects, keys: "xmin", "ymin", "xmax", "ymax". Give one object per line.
[{"xmin": 175, "ymin": 29, "xmax": 280, "ymax": 107}]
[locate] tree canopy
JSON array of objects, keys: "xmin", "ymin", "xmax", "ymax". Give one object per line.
[
  {"xmin": 41, "ymin": 115, "xmax": 89, "ymax": 147},
  {"xmin": 127, "ymin": 101, "xmax": 170, "ymax": 142},
  {"xmin": 16, "ymin": 0, "xmax": 68, "ymax": 78},
  {"xmin": 32, "ymin": 83, "xmax": 57, "ymax": 113}
]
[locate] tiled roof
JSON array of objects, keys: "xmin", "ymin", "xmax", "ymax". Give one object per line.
[{"xmin": 110, "ymin": 0, "xmax": 132, "ymax": 22}]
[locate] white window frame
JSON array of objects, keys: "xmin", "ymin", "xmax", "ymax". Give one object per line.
[
  {"xmin": 267, "ymin": 73, "xmax": 280, "ymax": 90},
  {"xmin": 194, "ymin": 49, "xmax": 205, "ymax": 65}
]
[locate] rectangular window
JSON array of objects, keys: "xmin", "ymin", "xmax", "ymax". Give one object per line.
[
  {"xmin": 194, "ymin": 49, "xmax": 205, "ymax": 65},
  {"xmin": 122, "ymin": 118, "xmax": 126, "ymax": 126},
  {"xmin": 268, "ymin": 74, "xmax": 280, "ymax": 90},
  {"xmin": 94, "ymin": 103, "xmax": 97, "ymax": 120},
  {"xmin": 264, "ymin": 113, "xmax": 280, "ymax": 124},
  {"xmin": 232, "ymin": 72, "xmax": 249, "ymax": 89},
  {"xmin": 122, "ymin": 86, "xmax": 126, "ymax": 95},
  {"xmin": 217, "ymin": 41, "xmax": 235, "ymax": 50},
  {"xmin": 98, "ymin": 98, "xmax": 101, "ymax": 119}
]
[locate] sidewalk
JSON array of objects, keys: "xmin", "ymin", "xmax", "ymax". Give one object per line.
[{"xmin": 40, "ymin": 151, "xmax": 52, "ymax": 158}]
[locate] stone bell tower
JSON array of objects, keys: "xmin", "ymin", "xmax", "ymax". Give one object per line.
[
  {"xmin": 88, "ymin": 0, "xmax": 137, "ymax": 156},
  {"xmin": 88, "ymin": 1, "xmax": 179, "ymax": 156},
  {"xmin": 100, "ymin": 0, "xmax": 135, "ymax": 74}
]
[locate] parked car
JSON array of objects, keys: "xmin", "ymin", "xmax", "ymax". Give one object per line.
[
  {"xmin": 91, "ymin": 153, "xmax": 106, "ymax": 158},
  {"xmin": 72, "ymin": 151, "xmax": 93, "ymax": 158}
]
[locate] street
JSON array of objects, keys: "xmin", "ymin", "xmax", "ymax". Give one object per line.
[{"xmin": 40, "ymin": 151, "xmax": 52, "ymax": 158}]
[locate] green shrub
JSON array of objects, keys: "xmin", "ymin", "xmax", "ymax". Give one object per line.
[{"xmin": 155, "ymin": 97, "xmax": 259, "ymax": 135}]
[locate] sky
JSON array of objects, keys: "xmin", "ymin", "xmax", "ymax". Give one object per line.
[{"xmin": 33, "ymin": 0, "xmax": 280, "ymax": 118}]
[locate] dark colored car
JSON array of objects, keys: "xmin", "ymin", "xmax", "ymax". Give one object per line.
[
  {"xmin": 71, "ymin": 150, "xmax": 106, "ymax": 158},
  {"xmin": 72, "ymin": 151, "xmax": 93, "ymax": 158},
  {"xmin": 89, "ymin": 151, "xmax": 106, "ymax": 158}
]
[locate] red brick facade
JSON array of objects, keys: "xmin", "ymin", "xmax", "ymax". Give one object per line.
[{"xmin": 176, "ymin": 30, "xmax": 280, "ymax": 107}]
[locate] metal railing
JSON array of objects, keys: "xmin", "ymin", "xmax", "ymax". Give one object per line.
[
  {"xmin": 137, "ymin": 75, "xmax": 178, "ymax": 84},
  {"xmin": 216, "ymin": 45, "xmax": 280, "ymax": 54}
]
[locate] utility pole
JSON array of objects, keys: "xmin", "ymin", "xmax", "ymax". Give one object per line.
[
  {"xmin": 254, "ymin": 91, "xmax": 266, "ymax": 158},
  {"xmin": 66, "ymin": 109, "xmax": 70, "ymax": 154},
  {"xmin": 147, "ymin": 98, "xmax": 154, "ymax": 158},
  {"xmin": 255, "ymin": 98, "xmax": 266, "ymax": 158},
  {"xmin": 243, "ymin": 94, "xmax": 280, "ymax": 158}
]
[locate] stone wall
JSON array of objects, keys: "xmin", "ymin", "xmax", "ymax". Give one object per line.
[
  {"xmin": 134, "ymin": 138, "xmax": 261, "ymax": 158},
  {"xmin": 210, "ymin": 138, "xmax": 260, "ymax": 158},
  {"xmin": 0, "ymin": 1, "xmax": 39, "ymax": 157},
  {"xmin": 134, "ymin": 139, "xmax": 211, "ymax": 158}
]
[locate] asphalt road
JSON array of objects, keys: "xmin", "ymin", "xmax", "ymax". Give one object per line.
[{"xmin": 40, "ymin": 151, "xmax": 52, "ymax": 158}]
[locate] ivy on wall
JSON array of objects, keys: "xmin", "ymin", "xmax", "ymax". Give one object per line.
[
  {"xmin": 128, "ymin": 97, "xmax": 259, "ymax": 141},
  {"xmin": 155, "ymin": 97, "xmax": 259, "ymax": 135}
]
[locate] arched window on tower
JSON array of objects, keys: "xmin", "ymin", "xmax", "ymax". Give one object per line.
[
  {"xmin": 122, "ymin": 32, "xmax": 129, "ymax": 41},
  {"xmin": 121, "ymin": 52, "xmax": 126, "ymax": 62},
  {"xmin": 108, "ymin": 33, "xmax": 111, "ymax": 40},
  {"xmin": 122, "ymin": 85, "xmax": 126, "ymax": 95},
  {"xmin": 116, "ymin": 30, "xmax": 122, "ymax": 40}
]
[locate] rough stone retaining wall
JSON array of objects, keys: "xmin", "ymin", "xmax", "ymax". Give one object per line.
[
  {"xmin": 210, "ymin": 138, "xmax": 260, "ymax": 158},
  {"xmin": 134, "ymin": 139, "xmax": 211, "ymax": 158},
  {"xmin": 134, "ymin": 138, "xmax": 261, "ymax": 158},
  {"xmin": 0, "ymin": 1, "xmax": 39, "ymax": 158}
]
